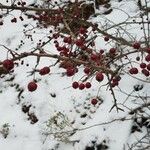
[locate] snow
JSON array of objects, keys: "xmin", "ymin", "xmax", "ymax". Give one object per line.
[{"xmin": 0, "ymin": 0, "xmax": 149, "ymax": 150}]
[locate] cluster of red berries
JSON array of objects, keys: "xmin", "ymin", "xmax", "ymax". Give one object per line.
[
  {"xmin": 72, "ymin": 81, "xmax": 91, "ymax": 90},
  {"xmin": 64, "ymin": 66, "xmax": 79, "ymax": 77},
  {"xmin": 140, "ymin": 62, "xmax": 150, "ymax": 76},
  {"xmin": 71, "ymin": 72, "xmax": 104, "ymax": 90},
  {"xmin": 55, "ymin": 44, "xmax": 72, "ymax": 57},
  {"xmin": 32, "ymin": 12, "xmax": 63, "ymax": 28},
  {"xmin": 129, "ymin": 63, "xmax": 150, "ymax": 77},
  {"xmin": 63, "ymin": 36, "xmax": 72, "ymax": 44},
  {"xmin": 129, "ymin": 43, "xmax": 150, "ymax": 77}
]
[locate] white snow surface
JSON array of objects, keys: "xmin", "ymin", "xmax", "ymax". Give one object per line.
[{"xmin": 0, "ymin": 0, "xmax": 149, "ymax": 150}]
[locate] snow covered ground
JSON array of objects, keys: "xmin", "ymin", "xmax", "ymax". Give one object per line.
[{"xmin": 0, "ymin": 0, "xmax": 150, "ymax": 150}]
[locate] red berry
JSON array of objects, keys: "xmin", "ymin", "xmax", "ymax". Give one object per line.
[
  {"xmin": 99, "ymin": 49, "xmax": 104, "ymax": 54},
  {"xmin": 63, "ymin": 37, "xmax": 68, "ymax": 43},
  {"xmin": 146, "ymin": 64, "xmax": 150, "ymax": 70},
  {"xmin": 27, "ymin": 82, "xmax": 37, "ymax": 92},
  {"xmin": 91, "ymin": 98, "xmax": 98, "ymax": 105},
  {"xmin": 146, "ymin": 48, "xmax": 150, "ymax": 53},
  {"xmin": 56, "ymin": 46, "xmax": 62, "ymax": 51},
  {"xmin": 66, "ymin": 68, "xmax": 75, "ymax": 77},
  {"xmin": 90, "ymin": 53, "xmax": 98, "ymax": 61},
  {"xmin": 141, "ymin": 69, "xmax": 149, "ymax": 76},
  {"xmin": 79, "ymin": 83, "xmax": 85, "ymax": 90},
  {"xmin": 2, "ymin": 59, "xmax": 14, "ymax": 71},
  {"xmin": 79, "ymin": 27, "xmax": 87, "ymax": 34},
  {"xmin": 63, "ymin": 37, "xmax": 72, "ymax": 44},
  {"xmin": 129, "ymin": 67, "xmax": 138, "ymax": 74},
  {"xmin": 109, "ymin": 48, "xmax": 116, "ymax": 54},
  {"xmin": 75, "ymin": 39, "xmax": 84, "ymax": 47},
  {"xmin": 85, "ymin": 82, "xmax": 91, "ymax": 88},
  {"xmin": 145, "ymin": 54, "xmax": 150, "ymax": 62},
  {"xmin": 39, "ymin": 67, "xmax": 50, "ymax": 75},
  {"xmin": 133, "ymin": 42, "xmax": 140, "ymax": 49},
  {"xmin": 104, "ymin": 36, "xmax": 109, "ymax": 41},
  {"xmin": 72, "ymin": 81, "xmax": 79, "ymax": 89},
  {"xmin": 111, "ymin": 81, "xmax": 118, "ymax": 87},
  {"xmin": 84, "ymin": 67, "xmax": 91, "ymax": 74},
  {"xmin": 95, "ymin": 72, "xmax": 104, "ymax": 82},
  {"xmin": 81, "ymin": 45, "xmax": 87, "ymax": 50},
  {"xmin": 111, "ymin": 83, "xmax": 117, "ymax": 88},
  {"xmin": 140, "ymin": 63, "xmax": 146, "ymax": 69},
  {"xmin": 113, "ymin": 75, "xmax": 121, "ymax": 82}
]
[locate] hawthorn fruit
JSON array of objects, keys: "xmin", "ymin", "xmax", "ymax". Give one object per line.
[
  {"xmin": 85, "ymin": 82, "xmax": 91, "ymax": 88},
  {"xmin": 129, "ymin": 67, "xmax": 138, "ymax": 74},
  {"xmin": 79, "ymin": 27, "xmax": 87, "ymax": 34},
  {"xmin": 109, "ymin": 48, "xmax": 116, "ymax": 54},
  {"xmin": 146, "ymin": 48, "xmax": 150, "ymax": 53},
  {"xmin": 145, "ymin": 54, "xmax": 150, "ymax": 62},
  {"xmin": 79, "ymin": 83, "xmax": 85, "ymax": 90},
  {"xmin": 104, "ymin": 36, "xmax": 109, "ymax": 41},
  {"xmin": 75, "ymin": 39, "xmax": 84, "ymax": 47},
  {"xmin": 2, "ymin": 59, "xmax": 14, "ymax": 71},
  {"xmin": 91, "ymin": 98, "xmax": 98, "ymax": 105},
  {"xmin": 66, "ymin": 68, "xmax": 75, "ymax": 77},
  {"xmin": 140, "ymin": 63, "xmax": 146, "ymax": 69},
  {"xmin": 133, "ymin": 42, "xmax": 140, "ymax": 49},
  {"xmin": 99, "ymin": 49, "xmax": 104, "ymax": 54},
  {"xmin": 84, "ymin": 67, "xmax": 91, "ymax": 74},
  {"xmin": 141, "ymin": 69, "xmax": 149, "ymax": 76},
  {"xmin": 90, "ymin": 53, "xmax": 98, "ymax": 61},
  {"xmin": 27, "ymin": 81, "xmax": 37, "ymax": 92},
  {"xmin": 111, "ymin": 81, "xmax": 119, "ymax": 87},
  {"xmin": 146, "ymin": 64, "xmax": 150, "ymax": 70},
  {"xmin": 95, "ymin": 72, "xmax": 104, "ymax": 82},
  {"xmin": 39, "ymin": 67, "xmax": 50, "ymax": 75},
  {"xmin": 72, "ymin": 81, "xmax": 79, "ymax": 89}
]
